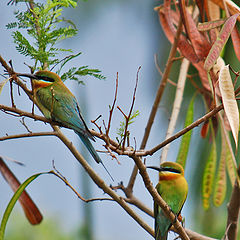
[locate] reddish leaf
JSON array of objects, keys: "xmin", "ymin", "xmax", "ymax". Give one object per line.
[
  {"xmin": 210, "ymin": 0, "xmax": 240, "ymax": 21},
  {"xmin": 179, "ymin": 0, "xmax": 211, "ymax": 59},
  {"xmin": 0, "ymin": 158, "xmax": 43, "ymax": 225},
  {"xmin": 201, "ymin": 121, "xmax": 210, "ymax": 138},
  {"xmin": 204, "ymin": 14, "xmax": 239, "ymax": 71},
  {"xmin": 157, "ymin": 3, "xmax": 199, "ymax": 63},
  {"xmin": 231, "ymin": 25, "xmax": 240, "ymax": 62},
  {"xmin": 198, "ymin": 19, "xmax": 225, "ymax": 32}
]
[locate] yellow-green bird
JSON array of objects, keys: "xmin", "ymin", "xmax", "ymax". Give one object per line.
[
  {"xmin": 17, "ymin": 70, "xmax": 113, "ymax": 180},
  {"xmin": 148, "ymin": 162, "xmax": 188, "ymax": 240}
]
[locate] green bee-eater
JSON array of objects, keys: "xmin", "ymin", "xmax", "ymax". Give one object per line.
[
  {"xmin": 17, "ymin": 70, "xmax": 113, "ymax": 180},
  {"xmin": 148, "ymin": 162, "xmax": 188, "ymax": 240}
]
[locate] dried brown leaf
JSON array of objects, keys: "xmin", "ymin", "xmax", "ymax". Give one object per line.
[{"xmin": 219, "ymin": 65, "xmax": 239, "ymax": 146}]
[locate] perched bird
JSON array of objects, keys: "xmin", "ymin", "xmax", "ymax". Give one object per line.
[
  {"xmin": 17, "ymin": 70, "xmax": 113, "ymax": 180},
  {"xmin": 148, "ymin": 162, "xmax": 188, "ymax": 240}
]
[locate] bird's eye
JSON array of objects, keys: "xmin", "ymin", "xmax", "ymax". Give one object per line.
[
  {"xmin": 37, "ymin": 75, "xmax": 54, "ymax": 82},
  {"xmin": 163, "ymin": 167, "xmax": 181, "ymax": 174}
]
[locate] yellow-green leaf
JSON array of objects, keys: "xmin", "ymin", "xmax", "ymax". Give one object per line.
[
  {"xmin": 0, "ymin": 172, "xmax": 49, "ymax": 240},
  {"xmin": 219, "ymin": 65, "xmax": 239, "ymax": 146},
  {"xmin": 226, "ymin": 142, "xmax": 237, "ymax": 186},
  {"xmin": 202, "ymin": 139, "xmax": 217, "ymax": 210},
  {"xmin": 176, "ymin": 95, "xmax": 194, "ymax": 169},
  {"xmin": 0, "ymin": 78, "xmax": 10, "ymax": 95},
  {"xmin": 213, "ymin": 132, "xmax": 227, "ymax": 207}
]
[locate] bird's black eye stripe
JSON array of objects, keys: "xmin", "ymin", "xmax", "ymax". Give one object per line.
[
  {"xmin": 161, "ymin": 167, "xmax": 181, "ymax": 174},
  {"xmin": 36, "ymin": 75, "xmax": 54, "ymax": 82}
]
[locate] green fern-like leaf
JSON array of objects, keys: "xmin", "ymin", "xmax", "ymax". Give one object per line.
[
  {"xmin": 12, "ymin": 31, "xmax": 37, "ymax": 57},
  {"xmin": 75, "ymin": 66, "xmax": 106, "ymax": 80},
  {"xmin": 6, "ymin": 22, "xmax": 17, "ymax": 29},
  {"xmin": 60, "ymin": 65, "xmax": 105, "ymax": 84}
]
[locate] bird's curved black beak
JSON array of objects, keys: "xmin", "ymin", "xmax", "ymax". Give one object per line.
[
  {"xmin": 147, "ymin": 166, "xmax": 164, "ymax": 172},
  {"xmin": 147, "ymin": 166, "xmax": 181, "ymax": 174},
  {"xmin": 16, "ymin": 73, "xmax": 38, "ymax": 79}
]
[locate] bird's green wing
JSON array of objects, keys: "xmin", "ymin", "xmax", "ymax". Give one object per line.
[{"xmin": 35, "ymin": 85, "xmax": 93, "ymax": 139}]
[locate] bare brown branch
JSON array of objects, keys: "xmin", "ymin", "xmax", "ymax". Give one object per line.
[
  {"xmin": 0, "ymin": 132, "xmax": 57, "ymax": 141},
  {"xmin": 126, "ymin": 18, "xmax": 183, "ymax": 193}
]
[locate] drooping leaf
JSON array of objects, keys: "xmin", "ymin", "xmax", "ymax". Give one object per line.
[
  {"xmin": 156, "ymin": 2, "xmax": 199, "ymax": 63},
  {"xmin": 202, "ymin": 136, "xmax": 217, "ymax": 210},
  {"xmin": 0, "ymin": 158, "xmax": 43, "ymax": 225},
  {"xmin": 219, "ymin": 65, "xmax": 239, "ymax": 146},
  {"xmin": 0, "ymin": 172, "xmax": 49, "ymax": 240},
  {"xmin": 179, "ymin": 0, "xmax": 211, "ymax": 59},
  {"xmin": 204, "ymin": 14, "xmax": 239, "ymax": 71},
  {"xmin": 176, "ymin": 95, "xmax": 195, "ymax": 168},
  {"xmin": 231, "ymin": 25, "xmax": 240, "ymax": 62},
  {"xmin": 226, "ymin": 140, "xmax": 237, "ymax": 186},
  {"xmin": 213, "ymin": 131, "xmax": 227, "ymax": 207}
]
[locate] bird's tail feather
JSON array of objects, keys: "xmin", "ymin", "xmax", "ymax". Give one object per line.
[{"xmin": 76, "ymin": 132, "xmax": 114, "ymax": 181}]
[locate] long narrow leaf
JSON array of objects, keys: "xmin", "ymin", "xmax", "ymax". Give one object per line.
[
  {"xmin": 219, "ymin": 65, "xmax": 239, "ymax": 146},
  {"xmin": 204, "ymin": 14, "xmax": 239, "ymax": 71},
  {"xmin": 0, "ymin": 158, "xmax": 42, "ymax": 225},
  {"xmin": 202, "ymin": 135, "xmax": 217, "ymax": 210},
  {"xmin": 176, "ymin": 95, "xmax": 195, "ymax": 168},
  {"xmin": 226, "ymin": 141, "xmax": 237, "ymax": 186},
  {"xmin": 0, "ymin": 172, "xmax": 49, "ymax": 240},
  {"xmin": 213, "ymin": 130, "xmax": 227, "ymax": 207}
]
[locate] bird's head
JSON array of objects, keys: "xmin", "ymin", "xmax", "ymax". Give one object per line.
[
  {"xmin": 17, "ymin": 70, "xmax": 61, "ymax": 84},
  {"xmin": 147, "ymin": 162, "xmax": 185, "ymax": 180}
]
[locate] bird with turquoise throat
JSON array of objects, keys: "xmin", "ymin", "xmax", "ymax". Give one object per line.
[{"xmin": 17, "ymin": 70, "xmax": 113, "ymax": 180}]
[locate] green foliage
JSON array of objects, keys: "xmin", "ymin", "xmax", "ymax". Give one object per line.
[
  {"xmin": 55, "ymin": 52, "xmax": 106, "ymax": 83},
  {"xmin": 61, "ymin": 66, "xmax": 106, "ymax": 83},
  {"xmin": 7, "ymin": 0, "xmax": 105, "ymax": 83},
  {"xmin": 116, "ymin": 110, "xmax": 140, "ymax": 140},
  {"xmin": 176, "ymin": 95, "xmax": 195, "ymax": 169},
  {"xmin": 8, "ymin": 0, "xmax": 77, "ymax": 69},
  {"xmin": 202, "ymin": 123, "xmax": 217, "ymax": 210}
]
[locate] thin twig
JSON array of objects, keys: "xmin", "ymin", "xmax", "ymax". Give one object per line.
[
  {"xmin": 106, "ymin": 72, "xmax": 118, "ymax": 137},
  {"xmin": 0, "ymin": 132, "xmax": 57, "ymax": 141},
  {"xmin": 50, "ymin": 168, "xmax": 114, "ymax": 203},
  {"xmin": 122, "ymin": 66, "xmax": 141, "ymax": 150},
  {"xmin": 126, "ymin": 18, "xmax": 183, "ymax": 193},
  {"xmin": 0, "ymin": 103, "xmax": 225, "ymax": 158},
  {"xmin": 51, "ymin": 125, "xmax": 155, "ymax": 237},
  {"xmin": 147, "ymin": 104, "xmax": 223, "ymax": 155}
]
